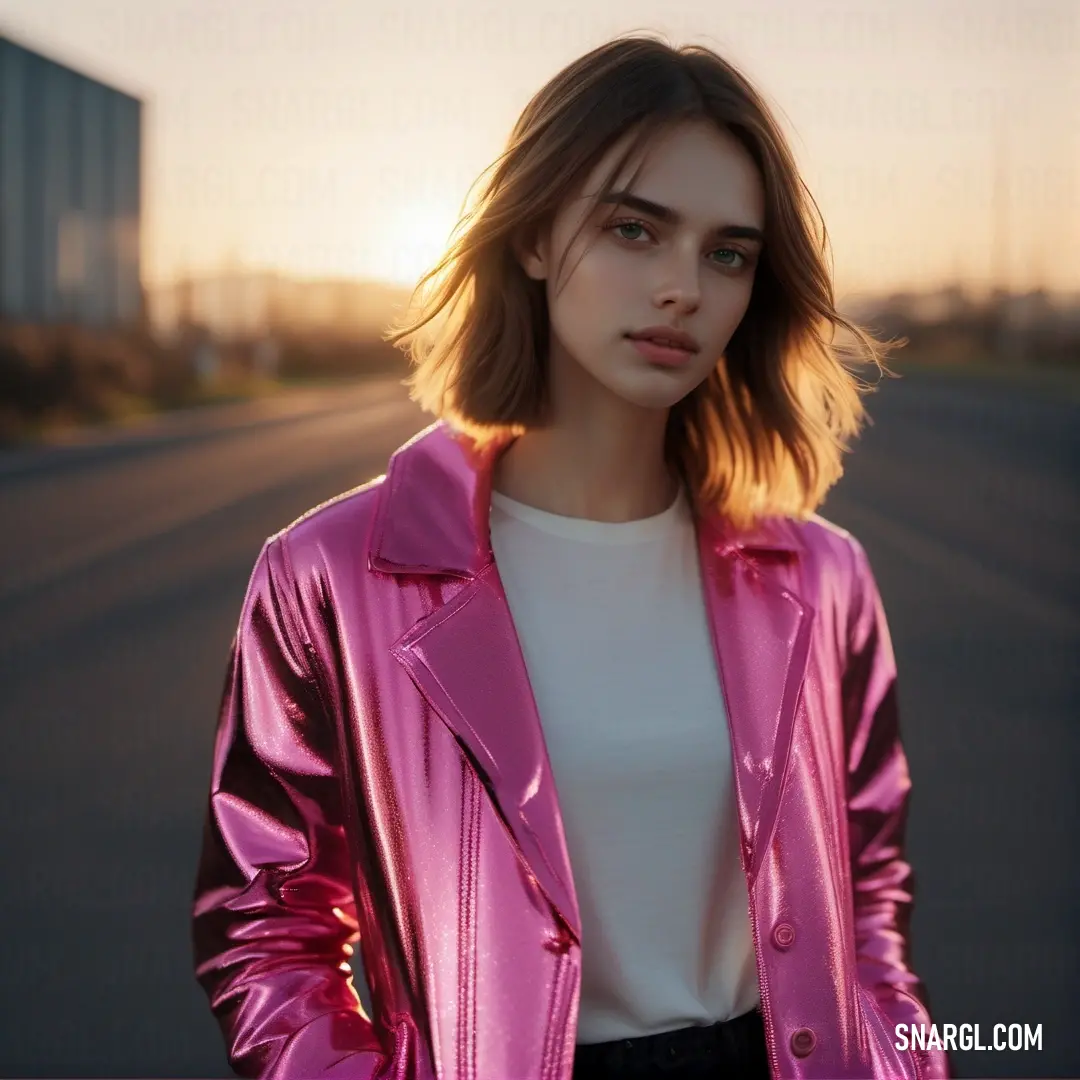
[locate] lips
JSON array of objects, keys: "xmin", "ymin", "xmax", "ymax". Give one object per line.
[
  {"xmin": 627, "ymin": 336, "xmax": 698, "ymax": 368},
  {"xmin": 627, "ymin": 327, "xmax": 700, "ymax": 353}
]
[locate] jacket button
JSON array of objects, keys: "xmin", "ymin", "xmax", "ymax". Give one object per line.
[
  {"xmin": 790, "ymin": 1028, "xmax": 816, "ymax": 1057},
  {"xmin": 543, "ymin": 930, "xmax": 571, "ymax": 954},
  {"xmin": 772, "ymin": 922, "xmax": 795, "ymax": 949}
]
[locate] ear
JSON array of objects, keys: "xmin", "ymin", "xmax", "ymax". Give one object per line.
[{"xmin": 512, "ymin": 222, "xmax": 550, "ymax": 281}]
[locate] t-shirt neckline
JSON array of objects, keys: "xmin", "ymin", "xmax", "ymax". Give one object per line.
[{"xmin": 490, "ymin": 484, "xmax": 687, "ymax": 544}]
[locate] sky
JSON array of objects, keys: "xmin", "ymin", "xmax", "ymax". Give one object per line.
[{"xmin": 0, "ymin": 0, "xmax": 1076, "ymax": 300}]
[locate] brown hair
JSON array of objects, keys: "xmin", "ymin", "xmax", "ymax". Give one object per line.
[{"xmin": 384, "ymin": 32, "xmax": 896, "ymax": 529}]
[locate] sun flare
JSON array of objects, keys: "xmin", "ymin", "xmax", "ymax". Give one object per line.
[{"xmin": 376, "ymin": 195, "xmax": 468, "ymax": 288}]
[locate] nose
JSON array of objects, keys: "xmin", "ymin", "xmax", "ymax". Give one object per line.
[{"xmin": 652, "ymin": 249, "xmax": 701, "ymax": 315}]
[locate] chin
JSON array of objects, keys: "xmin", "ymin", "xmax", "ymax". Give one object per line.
[
  {"xmin": 609, "ymin": 368, "xmax": 705, "ymax": 411},
  {"xmin": 612, "ymin": 383, "xmax": 693, "ymax": 411}
]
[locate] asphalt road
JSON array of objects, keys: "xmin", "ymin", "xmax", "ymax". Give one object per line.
[{"xmin": 0, "ymin": 369, "xmax": 1076, "ymax": 1078}]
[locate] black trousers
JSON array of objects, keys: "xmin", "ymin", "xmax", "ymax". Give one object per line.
[{"xmin": 571, "ymin": 1007, "xmax": 770, "ymax": 1079}]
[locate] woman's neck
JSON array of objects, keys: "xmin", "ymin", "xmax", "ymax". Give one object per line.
[{"xmin": 491, "ymin": 420, "xmax": 678, "ymax": 523}]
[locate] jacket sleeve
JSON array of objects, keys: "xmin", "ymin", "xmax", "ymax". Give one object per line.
[
  {"xmin": 192, "ymin": 535, "xmax": 386, "ymax": 1078},
  {"xmin": 841, "ymin": 535, "xmax": 952, "ymax": 1079}
]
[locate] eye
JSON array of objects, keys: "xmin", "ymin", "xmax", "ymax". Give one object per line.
[
  {"xmin": 605, "ymin": 217, "xmax": 654, "ymax": 243},
  {"xmin": 711, "ymin": 248, "xmax": 755, "ymax": 270},
  {"xmin": 607, "ymin": 218, "xmax": 755, "ymax": 271}
]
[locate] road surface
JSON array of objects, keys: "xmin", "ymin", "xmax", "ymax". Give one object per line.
[{"xmin": 0, "ymin": 369, "xmax": 1076, "ymax": 1078}]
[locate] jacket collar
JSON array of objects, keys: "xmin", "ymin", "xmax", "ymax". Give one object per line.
[
  {"xmin": 369, "ymin": 420, "xmax": 800, "ymax": 576},
  {"xmin": 373, "ymin": 420, "xmax": 809, "ymax": 945}
]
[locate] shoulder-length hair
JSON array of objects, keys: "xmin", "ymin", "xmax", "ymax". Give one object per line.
[{"xmin": 384, "ymin": 32, "xmax": 896, "ymax": 530}]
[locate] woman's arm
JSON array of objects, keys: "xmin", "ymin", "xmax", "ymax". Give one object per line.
[
  {"xmin": 192, "ymin": 536, "xmax": 385, "ymax": 1079},
  {"xmin": 842, "ymin": 535, "xmax": 953, "ymax": 1078}
]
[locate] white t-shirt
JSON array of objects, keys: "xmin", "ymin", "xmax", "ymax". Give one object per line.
[{"xmin": 489, "ymin": 484, "xmax": 761, "ymax": 1045}]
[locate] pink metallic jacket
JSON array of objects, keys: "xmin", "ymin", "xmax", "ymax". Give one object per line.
[{"xmin": 193, "ymin": 420, "xmax": 951, "ymax": 1080}]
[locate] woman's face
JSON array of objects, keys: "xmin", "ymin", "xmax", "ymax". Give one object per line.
[{"xmin": 517, "ymin": 119, "xmax": 765, "ymax": 415}]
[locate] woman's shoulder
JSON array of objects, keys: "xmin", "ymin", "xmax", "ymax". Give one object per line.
[
  {"xmin": 267, "ymin": 473, "xmax": 388, "ymax": 575},
  {"xmin": 798, "ymin": 511, "xmax": 861, "ymax": 558},
  {"xmin": 788, "ymin": 512, "xmax": 875, "ymax": 602}
]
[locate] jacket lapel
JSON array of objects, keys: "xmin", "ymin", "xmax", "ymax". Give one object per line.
[
  {"xmin": 697, "ymin": 516, "xmax": 814, "ymax": 887},
  {"xmin": 391, "ymin": 564, "xmax": 582, "ymax": 943},
  {"xmin": 371, "ymin": 422, "xmax": 582, "ymax": 945},
  {"xmin": 370, "ymin": 420, "xmax": 811, "ymax": 939}
]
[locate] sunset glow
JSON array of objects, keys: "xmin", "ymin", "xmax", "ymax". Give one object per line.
[
  {"xmin": 378, "ymin": 195, "xmax": 469, "ymax": 288},
  {"xmin": 0, "ymin": 0, "xmax": 1075, "ymax": 298}
]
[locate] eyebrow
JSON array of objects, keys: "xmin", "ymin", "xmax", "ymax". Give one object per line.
[{"xmin": 596, "ymin": 190, "xmax": 764, "ymax": 245}]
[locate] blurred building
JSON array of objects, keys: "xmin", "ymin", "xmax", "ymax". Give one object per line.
[
  {"xmin": 0, "ymin": 33, "xmax": 143, "ymax": 328},
  {"xmin": 842, "ymin": 285, "xmax": 1080, "ymax": 366},
  {"xmin": 148, "ymin": 270, "xmax": 413, "ymax": 343}
]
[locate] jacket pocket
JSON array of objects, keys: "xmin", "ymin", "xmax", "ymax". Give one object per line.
[{"xmin": 857, "ymin": 985, "xmax": 921, "ymax": 1080}]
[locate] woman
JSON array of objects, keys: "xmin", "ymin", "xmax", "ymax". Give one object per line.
[{"xmin": 192, "ymin": 34, "xmax": 951, "ymax": 1080}]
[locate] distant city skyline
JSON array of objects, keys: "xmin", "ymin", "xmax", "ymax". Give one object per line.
[{"xmin": 0, "ymin": 0, "xmax": 1076, "ymax": 299}]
